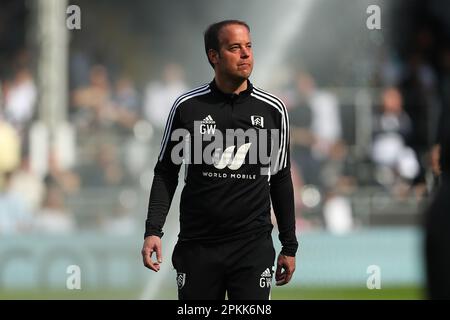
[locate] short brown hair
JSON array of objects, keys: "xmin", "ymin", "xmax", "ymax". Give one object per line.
[{"xmin": 203, "ymin": 20, "xmax": 250, "ymax": 69}]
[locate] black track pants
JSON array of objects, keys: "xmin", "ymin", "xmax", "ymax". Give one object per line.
[
  {"xmin": 425, "ymin": 178, "xmax": 450, "ymax": 299},
  {"xmin": 172, "ymin": 231, "xmax": 276, "ymax": 300}
]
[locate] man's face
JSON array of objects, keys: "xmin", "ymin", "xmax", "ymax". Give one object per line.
[{"xmin": 211, "ymin": 24, "xmax": 253, "ymax": 81}]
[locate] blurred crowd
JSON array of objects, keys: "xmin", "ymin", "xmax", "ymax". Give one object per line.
[
  {"xmin": 0, "ymin": 37, "xmax": 195, "ymax": 236},
  {"xmin": 282, "ymin": 23, "xmax": 449, "ymax": 233}
]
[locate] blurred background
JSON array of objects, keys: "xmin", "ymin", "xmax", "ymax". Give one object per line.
[{"xmin": 0, "ymin": 0, "xmax": 449, "ymax": 299}]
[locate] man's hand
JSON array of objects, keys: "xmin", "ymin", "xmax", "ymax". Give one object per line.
[
  {"xmin": 275, "ymin": 253, "xmax": 296, "ymax": 286},
  {"xmin": 431, "ymin": 144, "xmax": 441, "ymax": 176},
  {"xmin": 142, "ymin": 235, "xmax": 162, "ymax": 272}
]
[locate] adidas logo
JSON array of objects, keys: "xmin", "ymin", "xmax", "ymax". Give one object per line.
[
  {"xmin": 202, "ymin": 115, "xmax": 215, "ymax": 125},
  {"xmin": 199, "ymin": 115, "xmax": 216, "ymax": 135},
  {"xmin": 259, "ymin": 268, "xmax": 272, "ymax": 288},
  {"xmin": 261, "ymin": 268, "xmax": 271, "ymax": 278}
]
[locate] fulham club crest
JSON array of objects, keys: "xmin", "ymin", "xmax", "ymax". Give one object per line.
[
  {"xmin": 251, "ymin": 115, "xmax": 264, "ymax": 129},
  {"xmin": 176, "ymin": 272, "xmax": 186, "ymax": 289}
]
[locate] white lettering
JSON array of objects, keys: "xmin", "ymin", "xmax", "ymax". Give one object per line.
[
  {"xmin": 366, "ymin": 5, "xmax": 381, "ymax": 30},
  {"xmin": 366, "ymin": 265, "xmax": 381, "ymax": 289},
  {"xmin": 66, "ymin": 5, "xmax": 81, "ymax": 30},
  {"xmin": 66, "ymin": 265, "xmax": 81, "ymax": 290}
]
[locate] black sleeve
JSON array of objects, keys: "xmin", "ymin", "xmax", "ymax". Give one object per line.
[
  {"xmin": 438, "ymin": 104, "xmax": 450, "ymax": 173},
  {"xmin": 270, "ymin": 107, "xmax": 299, "ymax": 257},
  {"xmin": 144, "ymin": 107, "xmax": 183, "ymax": 238},
  {"xmin": 270, "ymin": 151, "xmax": 298, "ymax": 256}
]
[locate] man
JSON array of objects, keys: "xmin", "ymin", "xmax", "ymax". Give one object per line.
[
  {"xmin": 141, "ymin": 20, "xmax": 298, "ymax": 300},
  {"xmin": 425, "ymin": 100, "xmax": 450, "ymax": 299}
]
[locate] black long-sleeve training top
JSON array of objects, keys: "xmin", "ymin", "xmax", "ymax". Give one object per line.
[{"xmin": 145, "ymin": 79, "xmax": 298, "ymax": 256}]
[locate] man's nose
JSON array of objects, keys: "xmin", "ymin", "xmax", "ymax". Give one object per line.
[{"xmin": 241, "ymin": 47, "xmax": 250, "ymax": 58}]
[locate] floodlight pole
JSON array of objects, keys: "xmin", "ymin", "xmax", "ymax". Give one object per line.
[{"xmin": 36, "ymin": 0, "xmax": 69, "ymax": 131}]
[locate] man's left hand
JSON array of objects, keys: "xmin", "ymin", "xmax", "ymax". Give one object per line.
[{"xmin": 275, "ymin": 254, "xmax": 296, "ymax": 286}]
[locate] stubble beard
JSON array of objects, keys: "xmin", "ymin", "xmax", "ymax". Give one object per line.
[{"xmin": 228, "ymin": 66, "xmax": 252, "ymax": 84}]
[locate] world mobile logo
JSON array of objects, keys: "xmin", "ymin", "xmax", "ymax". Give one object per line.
[{"xmin": 169, "ymin": 124, "xmax": 283, "ymax": 176}]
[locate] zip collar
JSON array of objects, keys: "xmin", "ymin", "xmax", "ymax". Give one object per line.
[{"xmin": 209, "ymin": 78, "xmax": 253, "ymax": 103}]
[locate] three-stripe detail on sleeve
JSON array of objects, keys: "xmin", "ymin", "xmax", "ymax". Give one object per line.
[
  {"xmin": 250, "ymin": 87, "xmax": 289, "ymax": 171},
  {"xmin": 158, "ymin": 84, "xmax": 211, "ymax": 161}
]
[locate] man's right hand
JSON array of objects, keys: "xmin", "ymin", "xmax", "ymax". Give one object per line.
[{"xmin": 142, "ymin": 235, "xmax": 162, "ymax": 272}]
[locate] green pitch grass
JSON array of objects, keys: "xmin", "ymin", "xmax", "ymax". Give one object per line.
[
  {"xmin": 0, "ymin": 285, "xmax": 424, "ymax": 300},
  {"xmin": 270, "ymin": 285, "xmax": 424, "ymax": 300}
]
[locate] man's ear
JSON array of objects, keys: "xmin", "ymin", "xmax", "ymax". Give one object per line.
[{"xmin": 208, "ymin": 49, "xmax": 219, "ymax": 65}]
